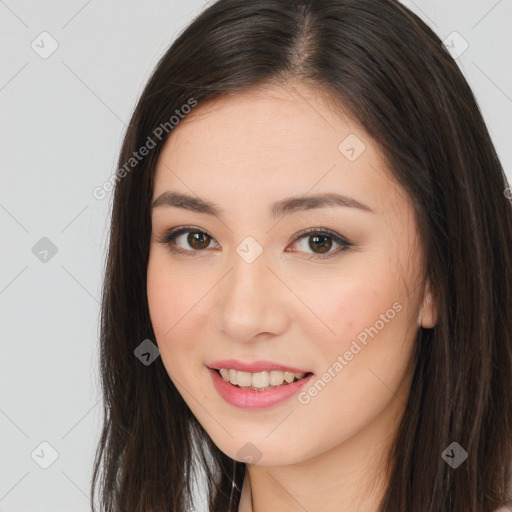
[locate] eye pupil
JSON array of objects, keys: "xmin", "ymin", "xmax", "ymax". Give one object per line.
[
  {"xmin": 310, "ymin": 235, "xmax": 332, "ymax": 254},
  {"xmin": 189, "ymin": 232, "xmax": 210, "ymax": 249}
]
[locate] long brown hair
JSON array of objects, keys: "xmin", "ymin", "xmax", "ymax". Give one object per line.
[{"xmin": 91, "ymin": 1, "xmax": 512, "ymax": 510}]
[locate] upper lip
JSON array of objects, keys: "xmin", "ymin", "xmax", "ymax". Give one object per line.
[{"xmin": 207, "ymin": 359, "xmax": 312, "ymax": 374}]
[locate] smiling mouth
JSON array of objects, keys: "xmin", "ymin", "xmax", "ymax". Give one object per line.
[{"xmin": 214, "ymin": 368, "xmax": 313, "ymax": 391}]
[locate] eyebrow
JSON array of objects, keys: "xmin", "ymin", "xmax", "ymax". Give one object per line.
[{"xmin": 151, "ymin": 191, "xmax": 375, "ymax": 219}]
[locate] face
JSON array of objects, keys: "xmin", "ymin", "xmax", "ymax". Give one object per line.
[{"xmin": 147, "ymin": 82, "xmax": 437, "ymax": 467}]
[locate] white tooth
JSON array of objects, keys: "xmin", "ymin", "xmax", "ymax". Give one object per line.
[
  {"xmin": 269, "ymin": 370, "xmax": 285, "ymax": 386},
  {"xmin": 284, "ymin": 371, "xmax": 295, "ymax": 383},
  {"xmin": 252, "ymin": 371, "xmax": 270, "ymax": 388},
  {"xmin": 236, "ymin": 371, "xmax": 252, "ymax": 387},
  {"xmin": 221, "ymin": 368, "xmax": 305, "ymax": 388}
]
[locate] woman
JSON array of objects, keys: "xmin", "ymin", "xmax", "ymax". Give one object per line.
[{"xmin": 91, "ymin": 1, "xmax": 512, "ymax": 511}]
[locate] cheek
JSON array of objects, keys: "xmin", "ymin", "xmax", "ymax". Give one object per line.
[
  {"xmin": 305, "ymin": 271, "xmax": 406, "ymax": 359},
  {"xmin": 146, "ymin": 254, "xmax": 202, "ymax": 366},
  {"xmin": 292, "ymin": 280, "xmax": 414, "ymax": 450},
  {"xmin": 147, "ymin": 251, "xmax": 203, "ymax": 337},
  {"xmin": 301, "ymin": 272, "xmax": 416, "ymax": 409}
]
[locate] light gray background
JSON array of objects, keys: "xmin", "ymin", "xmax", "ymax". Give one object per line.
[{"xmin": 1, "ymin": 1, "xmax": 511, "ymax": 511}]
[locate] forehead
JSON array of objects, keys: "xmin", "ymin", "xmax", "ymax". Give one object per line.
[
  {"xmin": 161, "ymin": 84, "xmax": 356, "ymax": 158},
  {"xmin": 152, "ymin": 83, "xmax": 406, "ymax": 220}
]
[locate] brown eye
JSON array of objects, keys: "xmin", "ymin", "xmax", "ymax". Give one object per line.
[
  {"xmin": 307, "ymin": 234, "xmax": 332, "ymax": 254},
  {"xmin": 186, "ymin": 231, "xmax": 211, "ymax": 250},
  {"xmin": 161, "ymin": 227, "xmax": 217, "ymax": 256},
  {"xmin": 159, "ymin": 226, "xmax": 352, "ymax": 260},
  {"xmin": 288, "ymin": 228, "xmax": 352, "ymax": 259}
]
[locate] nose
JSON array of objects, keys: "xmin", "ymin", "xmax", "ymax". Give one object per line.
[{"xmin": 214, "ymin": 250, "xmax": 290, "ymax": 343}]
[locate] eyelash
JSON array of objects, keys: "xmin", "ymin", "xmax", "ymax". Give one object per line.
[{"xmin": 157, "ymin": 225, "xmax": 353, "ymax": 260}]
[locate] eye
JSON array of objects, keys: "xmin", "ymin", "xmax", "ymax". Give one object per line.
[
  {"xmin": 286, "ymin": 227, "xmax": 352, "ymax": 260},
  {"xmin": 157, "ymin": 226, "xmax": 353, "ymax": 259},
  {"xmin": 158, "ymin": 226, "xmax": 218, "ymax": 256}
]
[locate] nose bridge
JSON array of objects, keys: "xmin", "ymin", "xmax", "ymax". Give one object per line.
[{"xmin": 216, "ymin": 242, "xmax": 288, "ymax": 341}]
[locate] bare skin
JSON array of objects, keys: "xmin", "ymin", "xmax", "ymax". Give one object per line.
[{"xmin": 147, "ymin": 81, "xmax": 437, "ymax": 512}]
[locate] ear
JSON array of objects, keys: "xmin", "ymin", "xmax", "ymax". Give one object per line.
[{"xmin": 418, "ymin": 279, "xmax": 438, "ymax": 329}]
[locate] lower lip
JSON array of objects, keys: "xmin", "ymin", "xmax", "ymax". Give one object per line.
[{"xmin": 208, "ymin": 368, "xmax": 314, "ymax": 410}]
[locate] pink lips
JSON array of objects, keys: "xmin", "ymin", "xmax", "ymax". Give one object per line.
[
  {"xmin": 208, "ymin": 359, "xmax": 311, "ymax": 374},
  {"xmin": 206, "ymin": 360, "xmax": 314, "ymax": 410}
]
